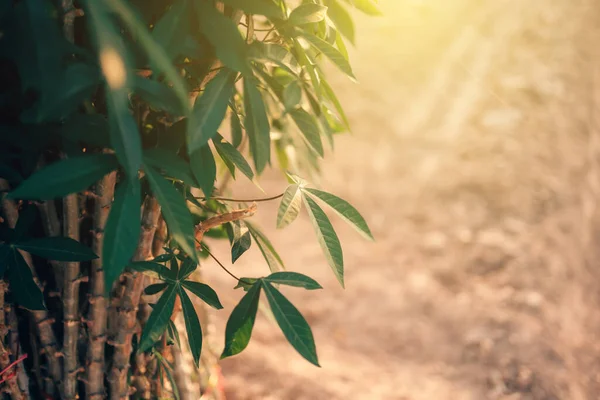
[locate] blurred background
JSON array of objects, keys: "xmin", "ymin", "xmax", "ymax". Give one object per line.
[{"xmin": 203, "ymin": 0, "xmax": 600, "ymax": 398}]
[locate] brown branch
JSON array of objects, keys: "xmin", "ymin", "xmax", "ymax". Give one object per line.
[
  {"xmin": 36, "ymin": 201, "xmax": 64, "ymax": 291},
  {"xmin": 8, "ymin": 307, "xmax": 30, "ymax": 398},
  {"xmin": 109, "ymin": 197, "xmax": 161, "ymax": 400},
  {"xmin": 0, "ymin": 282, "xmax": 26, "ymax": 399},
  {"xmin": 0, "ymin": 179, "xmax": 62, "ymax": 396},
  {"xmin": 85, "ymin": 172, "xmax": 117, "ymax": 400},
  {"xmin": 194, "ymin": 203, "xmax": 257, "ymax": 246}
]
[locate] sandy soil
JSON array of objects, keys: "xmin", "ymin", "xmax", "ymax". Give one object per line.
[{"xmin": 199, "ymin": 1, "xmax": 600, "ymax": 399}]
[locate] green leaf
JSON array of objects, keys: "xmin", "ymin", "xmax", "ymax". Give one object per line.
[
  {"xmin": 264, "ymin": 272, "xmax": 322, "ymax": 290},
  {"xmin": 302, "ymin": 194, "xmax": 344, "ymax": 287},
  {"xmin": 151, "ymin": 0, "xmax": 190, "ymax": 61},
  {"xmin": 153, "ymin": 253, "xmax": 174, "ymax": 263},
  {"xmin": 334, "ymin": 28, "xmax": 349, "ymax": 60},
  {"xmin": 33, "ymin": 63, "xmax": 100, "ymax": 123},
  {"xmin": 107, "ymin": 0, "xmax": 190, "ymax": 113},
  {"xmin": 320, "ymin": 75, "xmax": 350, "ymax": 129},
  {"xmin": 145, "ymin": 282, "xmax": 168, "ymax": 295},
  {"xmin": 230, "ymin": 220, "xmax": 251, "ymax": 263},
  {"xmin": 300, "ymin": 33, "xmax": 355, "ymax": 79},
  {"xmin": 196, "ymin": 1, "xmax": 251, "ymax": 76},
  {"xmin": 7, "ymin": 248, "xmax": 46, "ymax": 310},
  {"xmin": 139, "ymin": 285, "xmax": 177, "ymax": 352},
  {"xmin": 143, "ymin": 165, "xmax": 198, "ymax": 262},
  {"xmin": 132, "ymin": 75, "xmax": 186, "ymax": 116},
  {"xmin": 292, "ymin": 39, "xmax": 321, "ymax": 97},
  {"xmin": 246, "ymin": 222, "xmax": 285, "ymax": 272},
  {"xmin": 233, "ymin": 277, "xmax": 259, "ymax": 291},
  {"xmin": 143, "ymin": 148, "xmax": 197, "ymax": 187},
  {"xmin": 167, "ymin": 319, "xmax": 181, "ymax": 348},
  {"xmin": 342, "ymin": 0, "xmax": 382, "ymax": 15},
  {"xmin": 189, "ymin": 145, "xmax": 216, "ymax": 198},
  {"xmin": 230, "ymin": 108, "xmax": 243, "ymax": 148},
  {"xmin": 13, "ymin": 205, "xmax": 38, "ymax": 241},
  {"xmin": 244, "ymin": 79, "xmax": 271, "ymax": 174},
  {"xmin": 277, "ymin": 184, "xmax": 302, "ymax": 229},
  {"xmin": 248, "ymin": 42, "xmax": 300, "ymax": 75},
  {"xmin": 155, "ymin": 351, "xmax": 181, "ymax": 400},
  {"xmin": 283, "ymin": 81, "xmax": 302, "ymax": 111},
  {"xmin": 220, "ymin": 0, "xmax": 283, "ymax": 17},
  {"xmin": 8, "ymin": 154, "xmax": 118, "ymax": 200},
  {"xmin": 182, "ymin": 281, "xmax": 223, "ymax": 310},
  {"xmin": 303, "ymin": 188, "xmax": 373, "ymax": 240},
  {"xmin": 14, "ymin": 237, "xmax": 98, "ymax": 261},
  {"xmin": 261, "ymin": 281, "xmax": 319, "ymax": 366},
  {"xmin": 60, "ymin": 114, "xmax": 110, "ymax": 148},
  {"xmin": 325, "ymin": 0, "xmax": 355, "ymax": 44},
  {"xmin": 178, "ymin": 286, "xmax": 203, "ymax": 367},
  {"xmin": 130, "ymin": 261, "xmax": 175, "ymax": 282},
  {"xmin": 288, "ymin": 4, "xmax": 328, "ymax": 25},
  {"xmin": 0, "ymin": 244, "xmax": 12, "ymax": 276},
  {"xmin": 221, "ymin": 282, "xmax": 261, "ymax": 358},
  {"xmin": 104, "ymin": 178, "xmax": 142, "ymax": 292},
  {"xmin": 187, "ymin": 68, "xmax": 237, "ymax": 154},
  {"xmin": 212, "ymin": 134, "xmax": 254, "ymax": 181},
  {"xmin": 178, "ymin": 258, "xmax": 197, "ymax": 280},
  {"xmin": 290, "ymin": 108, "xmax": 324, "ymax": 156}
]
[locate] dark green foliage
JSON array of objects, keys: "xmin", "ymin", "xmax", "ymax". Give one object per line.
[{"xmin": 0, "ymin": 0, "xmax": 375, "ymax": 396}]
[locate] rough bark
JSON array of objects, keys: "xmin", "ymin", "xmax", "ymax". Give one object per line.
[
  {"xmin": 0, "ymin": 283, "xmax": 26, "ymax": 399},
  {"xmin": 85, "ymin": 172, "xmax": 117, "ymax": 399},
  {"xmin": 108, "ymin": 197, "xmax": 161, "ymax": 399}
]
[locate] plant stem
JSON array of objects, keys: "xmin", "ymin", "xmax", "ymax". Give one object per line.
[
  {"xmin": 61, "ymin": 191, "xmax": 81, "ymax": 399},
  {"xmin": 86, "ymin": 172, "xmax": 117, "ymax": 400},
  {"xmin": 0, "ymin": 282, "xmax": 26, "ymax": 399},
  {"xmin": 36, "ymin": 201, "xmax": 64, "ymax": 290},
  {"xmin": 0, "ymin": 179, "xmax": 62, "ymax": 395},
  {"xmin": 109, "ymin": 197, "xmax": 161, "ymax": 399}
]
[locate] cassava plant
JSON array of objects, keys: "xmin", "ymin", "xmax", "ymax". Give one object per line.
[{"xmin": 0, "ymin": 0, "xmax": 378, "ymax": 398}]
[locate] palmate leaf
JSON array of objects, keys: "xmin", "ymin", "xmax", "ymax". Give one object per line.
[
  {"xmin": 219, "ymin": 0, "xmax": 283, "ymax": 17},
  {"xmin": 230, "ymin": 220, "xmax": 251, "ymax": 263},
  {"xmin": 319, "ymin": 73, "xmax": 350, "ymax": 129},
  {"xmin": 212, "ymin": 133, "xmax": 255, "ymax": 181},
  {"xmin": 230, "ymin": 108, "xmax": 243, "ymax": 148},
  {"xmin": 14, "ymin": 237, "xmax": 98, "ymax": 261},
  {"xmin": 144, "ymin": 283, "xmax": 168, "ymax": 295},
  {"xmin": 151, "ymin": 0, "xmax": 190, "ymax": 61},
  {"xmin": 244, "ymin": 78, "xmax": 271, "ymax": 174},
  {"xmin": 302, "ymin": 194, "xmax": 344, "ymax": 287},
  {"xmin": 178, "ymin": 258, "xmax": 197, "ymax": 280},
  {"xmin": 139, "ymin": 285, "xmax": 177, "ymax": 352},
  {"xmin": 7, "ymin": 248, "xmax": 45, "ymax": 310},
  {"xmin": 103, "ymin": 178, "xmax": 141, "ymax": 292},
  {"xmin": 325, "ymin": 0, "xmax": 355, "ymax": 44},
  {"xmin": 129, "ymin": 261, "xmax": 175, "ymax": 282},
  {"xmin": 84, "ymin": 0, "xmax": 142, "ymax": 182},
  {"xmin": 143, "ymin": 148, "xmax": 197, "ymax": 187},
  {"xmin": 143, "ymin": 165, "xmax": 198, "ymax": 262},
  {"xmin": 300, "ymin": 32, "xmax": 355, "ymax": 79},
  {"xmin": 60, "ymin": 114, "xmax": 111, "ymax": 148},
  {"xmin": 276, "ymin": 184, "xmax": 303, "ymax": 229},
  {"xmin": 132, "ymin": 75, "xmax": 186, "ymax": 116},
  {"xmin": 7, "ymin": 154, "xmax": 118, "ymax": 200},
  {"xmin": 181, "ymin": 280, "xmax": 223, "ymax": 310},
  {"xmin": 283, "ymin": 81, "xmax": 302, "ymax": 111},
  {"xmin": 290, "ymin": 108, "xmax": 324, "ymax": 157},
  {"xmin": 189, "ymin": 144, "xmax": 216, "ymax": 198},
  {"xmin": 261, "ymin": 281, "xmax": 319, "ymax": 366},
  {"xmin": 106, "ymin": 0, "xmax": 190, "ymax": 113},
  {"xmin": 264, "ymin": 272, "xmax": 322, "ymax": 290},
  {"xmin": 196, "ymin": 1, "xmax": 252, "ymax": 76},
  {"xmin": 246, "ymin": 222, "xmax": 285, "ymax": 272},
  {"xmin": 178, "ymin": 286, "xmax": 203, "ymax": 367},
  {"xmin": 288, "ymin": 4, "xmax": 328, "ymax": 25},
  {"xmin": 187, "ymin": 68, "xmax": 237, "ymax": 155},
  {"xmin": 221, "ymin": 282, "xmax": 261, "ymax": 359},
  {"xmin": 167, "ymin": 319, "xmax": 181, "ymax": 348},
  {"xmin": 303, "ymin": 188, "xmax": 373, "ymax": 240}
]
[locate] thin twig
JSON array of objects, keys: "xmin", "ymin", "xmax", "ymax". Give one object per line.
[
  {"xmin": 86, "ymin": 172, "xmax": 116, "ymax": 400},
  {"xmin": 194, "ymin": 193, "xmax": 284, "ymax": 203},
  {"xmin": 0, "ymin": 282, "xmax": 26, "ymax": 399},
  {"xmin": 198, "ymin": 242, "xmax": 252, "ymax": 286}
]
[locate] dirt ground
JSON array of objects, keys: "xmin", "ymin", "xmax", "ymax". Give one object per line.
[{"xmin": 200, "ymin": 1, "xmax": 600, "ymax": 399}]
